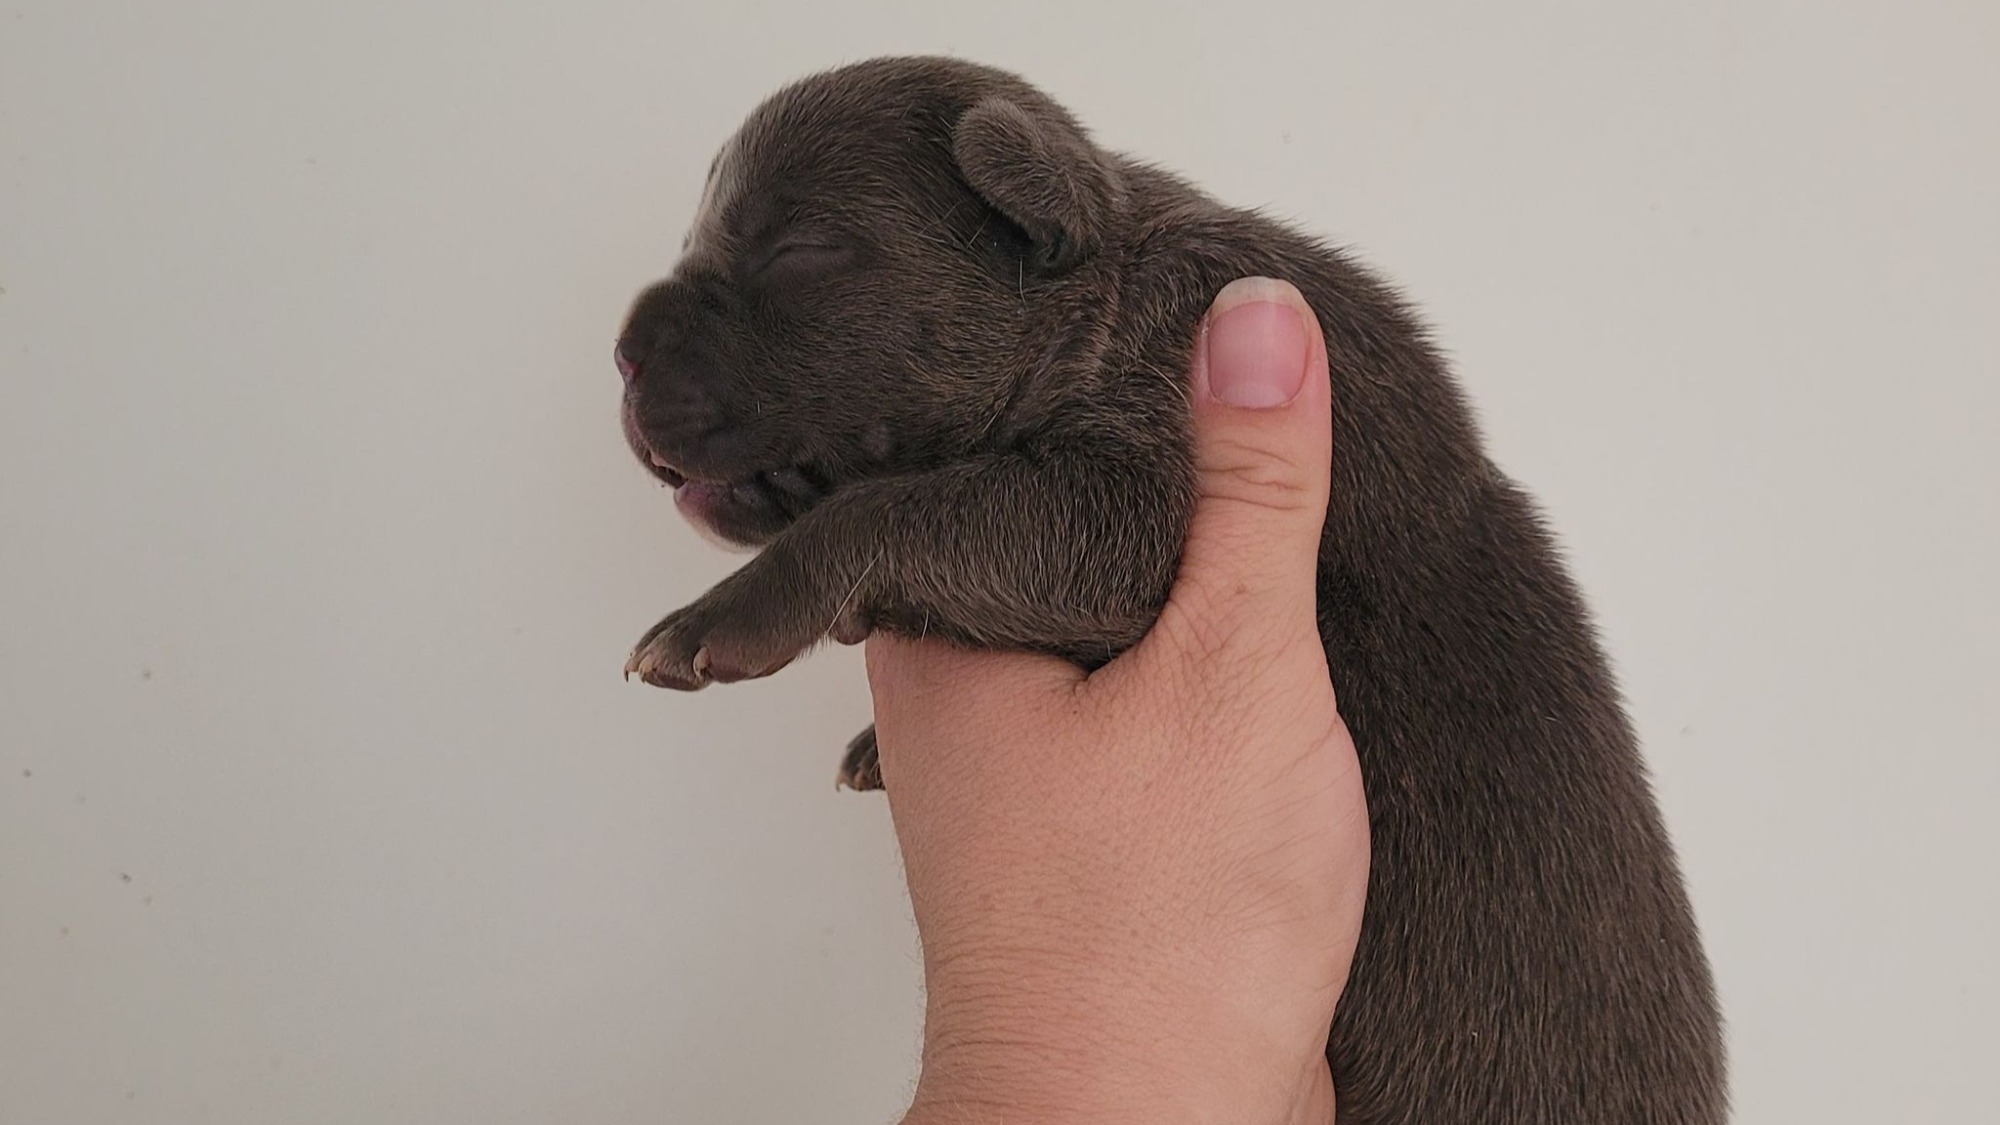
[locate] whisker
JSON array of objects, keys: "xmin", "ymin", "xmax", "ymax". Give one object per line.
[{"xmin": 828, "ymin": 549, "xmax": 885, "ymax": 637}]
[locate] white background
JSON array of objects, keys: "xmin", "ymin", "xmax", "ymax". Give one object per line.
[{"xmin": 3, "ymin": 2, "xmax": 1995, "ymax": 1122}]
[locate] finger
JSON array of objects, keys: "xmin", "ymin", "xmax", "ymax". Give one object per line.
[{"xmin": 1135, "ymin": 277, "xmax": 1333, "ymax": 677}]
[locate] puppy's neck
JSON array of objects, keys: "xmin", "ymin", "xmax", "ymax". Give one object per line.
[{"xmin": 982, "ymin": 248, "xmax": 1130, "ymax": 450}]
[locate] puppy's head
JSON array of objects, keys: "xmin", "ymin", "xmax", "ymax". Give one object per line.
[{"xmin": 615, "ymin": 57, "xmax": 1125, "ymax": 548}]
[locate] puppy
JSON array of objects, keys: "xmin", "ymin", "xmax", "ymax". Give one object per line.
[{"xmin": 613, "ymin": 56, "xmax": 1726, "ymax": 1124}]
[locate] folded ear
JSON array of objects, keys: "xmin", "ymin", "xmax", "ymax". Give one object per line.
[{"xmin": 952, "ymin": 97, "xmax": 1118, "ymax": 274}]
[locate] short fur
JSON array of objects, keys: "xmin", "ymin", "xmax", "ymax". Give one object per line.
[{"xmin": 613, "ymin": 57, "xmax": 1726, "ymax": 1124}]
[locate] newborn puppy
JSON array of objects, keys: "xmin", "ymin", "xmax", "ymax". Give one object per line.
[{"xmin": 614, "ymin": 56, "xmax": 1725, "ymax": 1124}]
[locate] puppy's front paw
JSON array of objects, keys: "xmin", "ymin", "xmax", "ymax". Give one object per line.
[
  {"xmin": 625, "ymin": 581, "xmax": 818, "ymax": 691},
  {"xmin": 624, "ymin": 604, "xmax": 716, "ymax": 690}
]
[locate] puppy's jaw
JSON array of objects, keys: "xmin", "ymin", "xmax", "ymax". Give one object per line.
[
  {"xmin": 631, "ymin": 413, "xmax": 852, "ymax": 557},
  {"xmin": 672, "ymin": 482, "xmax": 764, "ymax": 554}
]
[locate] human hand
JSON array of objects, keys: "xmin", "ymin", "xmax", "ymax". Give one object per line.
[{"xmin": 866, "ymin": 278, "xmax": 1369, "ymax": 1125}]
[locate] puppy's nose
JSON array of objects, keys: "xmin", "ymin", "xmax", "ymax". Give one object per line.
[{"xmin": 613, "ymin": 340, "xmax": 640, "ymax": 383}]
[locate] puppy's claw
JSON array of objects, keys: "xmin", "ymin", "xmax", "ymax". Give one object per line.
[
  {"xmin": 627, "ymin": 553, "xmax": 831, "ymax": 692},
  {"xmin": 625, "ymin": 630, "xmax": 714, "ymax": 691},
  {"xmin": 627, "ymin": 601, "xmax": 812, "ymax": 691}
]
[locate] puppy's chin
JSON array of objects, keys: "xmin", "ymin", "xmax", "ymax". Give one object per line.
[{"xmin": 672, "ymin": 482, "xmax": 772, "ymax": 554}]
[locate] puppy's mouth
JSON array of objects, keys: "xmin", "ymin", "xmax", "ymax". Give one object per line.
[{"xmin": 643, "ymin": 449, "xmax": 830, "ymax": 550}]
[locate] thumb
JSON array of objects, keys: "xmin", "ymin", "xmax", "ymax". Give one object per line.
[{"xmin": 1141, "ymin": 277, "xmax": 1333, "ymax": 672}]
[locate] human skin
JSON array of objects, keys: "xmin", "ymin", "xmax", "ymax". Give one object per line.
[{"xmin": 867, "ymin": 279, "xmax": 1370, "ymax": 1125}]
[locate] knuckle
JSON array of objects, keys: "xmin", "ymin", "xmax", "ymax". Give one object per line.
[{"xmin": 1196, "ymin": 436, "xmax": 1320, "ymax": 515}]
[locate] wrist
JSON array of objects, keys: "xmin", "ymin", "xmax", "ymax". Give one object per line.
[
  {"xmin": 901, "ymin": 965, "xmax": 1335, "ymax": 1125},
  {"xmin": 902, "ymin": 1066, "xmax": 1331, "ymax": 1125},
  {"xmin": 901, "ymin": 1065, "xmax": 1331, "ymax": 1125}
]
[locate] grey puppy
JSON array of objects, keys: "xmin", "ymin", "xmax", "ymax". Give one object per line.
[{"xmin": 613, "ymin": 56, "xmax": 1725, "ymax": 1124}]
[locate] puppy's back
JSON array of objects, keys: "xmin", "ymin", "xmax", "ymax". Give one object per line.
[{"xmin": 1111, "ymin": 163, "xmax": 1727, "ymax": 1124}]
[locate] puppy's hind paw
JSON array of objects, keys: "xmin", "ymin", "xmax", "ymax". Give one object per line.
[{"xmin": 836, "ymin": 725, "xmax": 884, "ymax": 792}]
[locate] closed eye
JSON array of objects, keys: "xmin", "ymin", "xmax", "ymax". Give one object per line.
[{"xmin": 751, "ymin": 240, "xmax": 852, "ymax": 279}]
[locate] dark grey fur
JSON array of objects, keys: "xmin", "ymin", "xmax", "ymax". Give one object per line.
[{"xmin": 613, "ymin": 56, "xmax": 1725, "ymax": 1124}]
